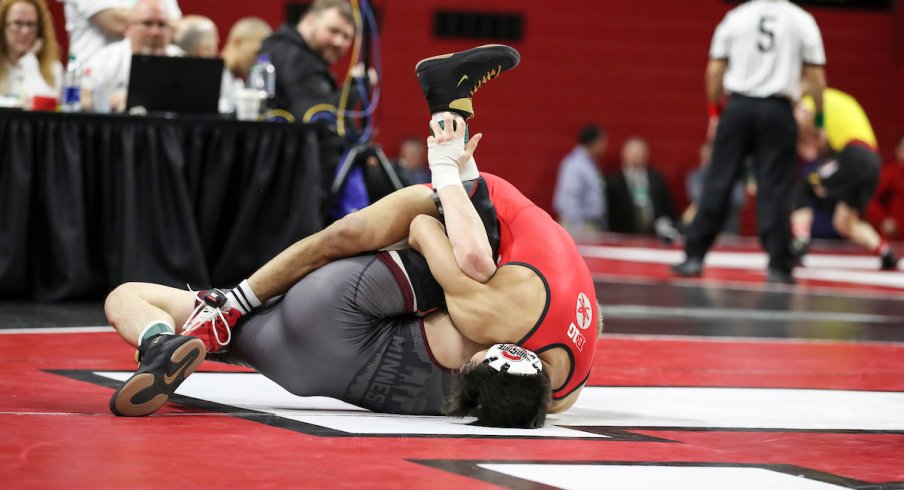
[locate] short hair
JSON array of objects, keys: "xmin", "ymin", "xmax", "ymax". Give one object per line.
[
  {"xmin": 578, "ymin": 124, "xmax": 605, "ymax": 146},
  {"xmin": 306, "ymin": 0, "xmax": 354, "ymax": 26},
  {"xmin": 444, "ymin": 362, "xmax": 552, "ymax": 429},
  {"xmin": 174, "ymin": 15, "xmax": 218, "ymax": 56},
  {"xmin": 226, "ymin": 17, "xmax": 271, "ymax": 44}
]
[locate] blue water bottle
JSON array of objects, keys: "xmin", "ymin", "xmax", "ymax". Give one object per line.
[{"xmin": 61, "ymin": 54, "xmax": 81, "ymax": 113}]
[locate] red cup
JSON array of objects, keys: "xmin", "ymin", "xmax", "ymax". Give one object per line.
[{"xmin": 32, "ymin": 95, "xmax": 58, "ymax": 111}]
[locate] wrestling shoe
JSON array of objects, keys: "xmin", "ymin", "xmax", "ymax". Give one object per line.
[
  {"xmin": 109, "ymin": 334, "xmax": 205, "ymax": 417},
  {"xmin": 181, "ymin": 289, "xmax": 243, "ymax": 353},
  {"xmin": 880, "ymin": 250, "xmax": 899, "ymax": 271},
  {"xmin": 416, "ymin": 44, "xmax": 520, "ymax": 119}
]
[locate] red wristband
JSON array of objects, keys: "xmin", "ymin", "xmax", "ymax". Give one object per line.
[{"xmin": 707, "ymin": 101, "xmax": 723, "ymax": 118}]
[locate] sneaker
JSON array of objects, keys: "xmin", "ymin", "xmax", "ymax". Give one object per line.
[
  {"xmin": 880, "ymin": 251, "xmax": 899, "ymax": 271},
  {"xmin": 109, "ymin": 334, "xmax": 206, "ymax": 417},
  {"xmin": 416, "ymin": 44, "xmax": 520, "ymax": 119},
  {"xmin": 181, "ymin": 289, "xmax": 243, "ymax": 353},
  {"xmin": 766, "ymin": 268, "xmax": 796, "ymax": 285},
  {"xmin": 671, "ymin": 258, "xmax": 703, "ymax": 277}
]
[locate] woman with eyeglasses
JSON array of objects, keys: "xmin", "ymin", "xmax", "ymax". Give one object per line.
[{"xmin": 0, "ymin": 0, "xmax": 61, "ymax": 108}]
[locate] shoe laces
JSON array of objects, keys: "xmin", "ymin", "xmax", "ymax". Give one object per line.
[
  {"xmin": 182, "ymin": 290, "xmax": 232, "ymax": 347},
  {"xmin": 470, "ymin": 65, "xmax": 502, "ymax": 96}
]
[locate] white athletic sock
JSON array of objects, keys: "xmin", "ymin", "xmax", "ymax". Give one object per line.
[{"xmin": 225, "ymin": 279, "xmax": 261, "ymax": 315}]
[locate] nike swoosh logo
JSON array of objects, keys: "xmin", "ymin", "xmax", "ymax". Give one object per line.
[
  {"xmin": 457, "ymin": 74, "xmax": 469, "ymax": 87},
  {"xmin": 163, "ymin": 353, "xmax": 196, "ymax": 385}
]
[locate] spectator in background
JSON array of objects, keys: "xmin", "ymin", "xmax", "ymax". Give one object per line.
[
  {"xmin": 607, "ymin": 137, "xmax": 678, "ymax": 242},
  {"xmin": 59, "ymin": 0, "xmax": 181, "ymax": 66},
  {"xmin": 174, "ymin": 14, "xmax": 217, "ymax": 58},
  {"xmin": 553, "ymin": 124, "xmax": 607, "ymax": 235},
  {"xmin": 0, "ymin": 0, "xmax": 61, "ymax": 107},
  {"xmin": 682, "ymin": 141, "xmax": 748, "ymax": 235},
  {"xmin": 219, "ymin": 16, "xmax": 271, "ymax": 113},
  {"xmin": 259, "ymin": 0, "xmax": 354, "ymax": 123},
  {"xmin": 393, "ymin": 137, "xmax": 429, "ymax": 186},
  {"xmin": 84, "ymin": 0, "xmax": 182, "ymax": 113},
  {"xmin": 867, "ymin": 133, "xmax": 904, "ymax": 241}
]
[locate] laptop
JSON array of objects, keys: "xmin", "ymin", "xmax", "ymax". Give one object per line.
[{"xmin": 126, "ymin": 55, "xmax": 224, "ymax": 115}]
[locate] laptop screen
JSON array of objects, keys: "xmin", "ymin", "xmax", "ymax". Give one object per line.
[{"xmin": 126, "ymin": 55, "xmax": 224, "ymax": 115}]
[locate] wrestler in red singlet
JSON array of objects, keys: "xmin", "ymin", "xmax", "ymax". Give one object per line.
[{"xmin": 481, "ymin": 172, "xmax": 599, "ymax": 399}]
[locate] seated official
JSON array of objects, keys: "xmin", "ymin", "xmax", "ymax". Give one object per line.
[{"xmin": 84, "ymin": 0, "xmax": 182, "ymax": 113}]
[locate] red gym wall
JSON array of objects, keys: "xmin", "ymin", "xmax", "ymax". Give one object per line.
[{"xmin": 48, "ymin": 1, "xmax": 904, "ymax": 224}]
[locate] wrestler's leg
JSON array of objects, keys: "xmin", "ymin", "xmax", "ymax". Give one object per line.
[
  {"xmin": 833, "ymin": 202, "xmax": 880, "ymax": 250},
  {"xmin": 105, "ymin": 282, "xmax": 197, "ymax": 347},
  {"xmin": 247, "ymin": 185, "xmax": 436, "ymax": 302},
  {"xmin": 104, "ymin": 282, "xmax": 206, "ymax": 417}
]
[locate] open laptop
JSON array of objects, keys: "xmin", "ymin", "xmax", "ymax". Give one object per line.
[{"xmin": 126, "ymin": 55, "xmax": 224, "ymax": 115}]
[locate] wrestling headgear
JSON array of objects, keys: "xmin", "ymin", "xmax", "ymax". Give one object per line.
[{"xmin": 483, "ymin": 344, "xmax": 543, "ymax": 375}]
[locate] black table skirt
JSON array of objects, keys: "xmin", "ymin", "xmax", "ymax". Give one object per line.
[{"xmin": 0, "ymin": 109, "xmax": 327, "ymax": 300}]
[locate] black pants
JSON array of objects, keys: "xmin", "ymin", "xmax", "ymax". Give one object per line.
[{"xmin": 684, "ymin": 95, "xmax": 798, "ymax": 273}]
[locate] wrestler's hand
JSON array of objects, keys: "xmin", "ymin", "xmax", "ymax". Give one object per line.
[{"xmin": 427, "ymin": 112, "xmax": 482, "ymax": 189}]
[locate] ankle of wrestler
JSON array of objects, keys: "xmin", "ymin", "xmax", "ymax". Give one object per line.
[
  {"xmin": 225, "ymin": 279, "xmax": 262, "ymax": 315},
  {"xmin": 430, "ymin": 112, "xmax": 479, "ymax": 182}
]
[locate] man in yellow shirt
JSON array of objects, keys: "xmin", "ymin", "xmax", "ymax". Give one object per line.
[{"xmin": 791, "ymin": 87, "xmax": 897, "ymax": 270}]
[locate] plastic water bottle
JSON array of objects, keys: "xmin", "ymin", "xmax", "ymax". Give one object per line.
[
  {"xmin": 61, "ymin": 54, "xmax": 81, "ymax": 113},
  {"xmin": 249, "ymin": 54, "xmax": 276, "ymax": 116}
]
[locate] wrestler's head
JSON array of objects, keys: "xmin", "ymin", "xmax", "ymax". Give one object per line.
[{"xmin": 444, "ymin": 344, "xmax": 551, "ymax": 429}]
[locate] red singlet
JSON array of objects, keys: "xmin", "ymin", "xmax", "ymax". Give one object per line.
[{"xmin": 482, "ymin": 173, "xmax": 599, "ymax": 399}]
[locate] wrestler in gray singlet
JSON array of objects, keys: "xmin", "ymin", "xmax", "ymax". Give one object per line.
[{"xmin": 219, "ymin": 255, "xmax": 454, "ymax": 415}]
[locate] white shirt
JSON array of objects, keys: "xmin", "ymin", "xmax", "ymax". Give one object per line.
[
  {"xmin": 85, "ymin": 38, "xmax": 183, "ymax": 112},
  {"xmin": 710, "ymin": 0, "xmax": 825, "ymax": 100},
  {"xmin": 219, "ymin": 66, "xmax": 244, "ymax": 113},
  {"xmin": 0, "ymin": 52, "xmax": 63, "ymax": 106},
  {"xmin": 59, "ymin": 0, "xmax": 182, "ymax": 66}
]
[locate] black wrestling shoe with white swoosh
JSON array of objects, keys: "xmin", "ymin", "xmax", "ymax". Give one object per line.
[
  {"xmin": 415, "ymin": 44, "xmax": 520, "ymax": 119},
  {"xmin": 109, "ymin": 334, "xmax": 206, "ymax": 417}
]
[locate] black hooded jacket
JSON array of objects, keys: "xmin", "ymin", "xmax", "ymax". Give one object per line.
[{"xmin": 259, "ymin": 24, "xmax": 338, "ymax": 122}]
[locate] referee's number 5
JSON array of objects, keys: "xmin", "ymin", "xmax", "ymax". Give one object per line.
[{"xmin": 757, "ymin": 16, "xmax": 776, "ymax": 52}]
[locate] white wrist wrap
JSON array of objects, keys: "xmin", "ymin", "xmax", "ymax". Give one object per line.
[
  {"xmin": 460, "ymin": 156, "xmax": 479, "ymax": 181},
  {"xmin": 429, "ymin": 137, "xmax": 466, "ymax": 190}
]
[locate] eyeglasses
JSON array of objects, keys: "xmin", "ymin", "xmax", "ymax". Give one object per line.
[
  {"xmin": 136, "ymin": 19, "xmax": 169, "ymax": 29},
  {"xmin": 5, "ymin": 20, "xmax": 38, "ymax": 32}
]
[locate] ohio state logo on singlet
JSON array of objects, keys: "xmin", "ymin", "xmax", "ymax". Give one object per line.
[{"xmin": 567, "ymin": 293, "xmax": 592, "ymax": 351}]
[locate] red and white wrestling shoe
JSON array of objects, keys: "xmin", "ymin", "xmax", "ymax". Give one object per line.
[{"xmin": 181, "ymin": 289, "xmax": 243, "ymax": 353}]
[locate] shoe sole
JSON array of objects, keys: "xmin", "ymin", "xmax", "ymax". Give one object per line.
[
  {"xmin": 110, "ymin": 338, "xmax": 206, "ymax": 417},
  {"xmin": 415, "ymin": 44, "xmax": 519, "ymax": 72}
]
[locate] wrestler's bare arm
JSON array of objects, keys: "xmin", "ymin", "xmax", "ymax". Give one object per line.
[
  {"xmin": 428, "ymin": 113, "xmax": 497, "ymax": 283},
  {"xmin": 409, "ymin": 214, "xmax": 539, "ymax": 345},
  {"xmin": 245, "ymin": 184, "xmax": 439, "ymax": 301}
]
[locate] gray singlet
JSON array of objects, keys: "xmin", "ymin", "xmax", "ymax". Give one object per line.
[{"xmin": 217, "ymin": 255, "xmax": 454, "ymax": 415}]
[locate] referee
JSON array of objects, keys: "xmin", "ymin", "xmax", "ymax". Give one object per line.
[{"xmin": 673, "ymin": 0, "xmax": 827, "ymax": 284}]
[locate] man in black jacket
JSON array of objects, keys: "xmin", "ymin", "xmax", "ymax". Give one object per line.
[
  {"xmin": 606, "ymin": 137, "xmax": 678, "ymax": 241},
  {"xmin": 259, "ymin": 0, "xmax": 355, "ymax": 123}
]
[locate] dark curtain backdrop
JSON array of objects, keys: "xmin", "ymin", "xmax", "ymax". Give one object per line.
[{"xmin": 0, "ymin": 110, "xmax": 327, "ymax": 301}]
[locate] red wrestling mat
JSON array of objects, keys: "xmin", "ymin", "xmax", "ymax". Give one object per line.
[{"xmin": 2, "ymin": 329, "xmax": 903, "ymax": 489}]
